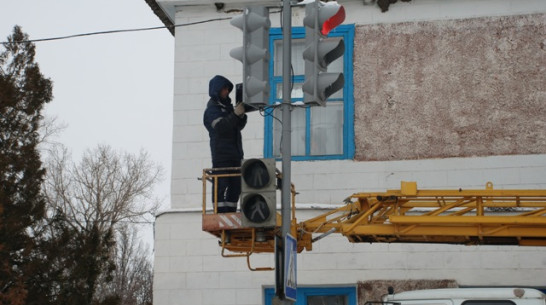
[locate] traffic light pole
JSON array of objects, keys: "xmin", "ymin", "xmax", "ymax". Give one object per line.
[
  {"xmin": 281, "ymin": 0, "xmax": 292, "ymax": 241},
  {"xmin": 279, "ymin": 0, "xmax": 293, "ymax": 304}
]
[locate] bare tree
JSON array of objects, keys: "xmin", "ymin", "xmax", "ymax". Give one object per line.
[
  {"xmin": 42, "ymin": 144, "xmax": 162, "ymax": 304},
  {"xmin": 96, "ymin": 224, "xmax": 153, "ymax": 305},
  {"xmin": 44, "ymin": 144, "xmax": 162, "ymax": 233},
  {"xmin": 38, "ymin": 115, "xmax": 67, "ymax": 152}
]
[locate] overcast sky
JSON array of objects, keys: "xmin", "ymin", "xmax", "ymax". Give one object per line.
[{"xmin": 1, "ymin": 1, "xmax": 175, "ymax": 246}]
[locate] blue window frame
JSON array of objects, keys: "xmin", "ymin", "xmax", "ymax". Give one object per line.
[
  {"xmin": 264, "ymin": 286, "xmax": 357, "ymax": 305},
  {"xmin": 264, "ymin": 25, "xmax": 355, "ymax": 161}
]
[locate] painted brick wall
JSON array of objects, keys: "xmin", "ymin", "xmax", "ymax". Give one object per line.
[{"xmin": 353, "ymin": 13, "xmax": 546, "ymax": 161}]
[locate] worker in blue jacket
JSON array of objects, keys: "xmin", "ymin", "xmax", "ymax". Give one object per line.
[{"xmin": 203, "ymin": 75, "xmax": 247, "ymax": 213}]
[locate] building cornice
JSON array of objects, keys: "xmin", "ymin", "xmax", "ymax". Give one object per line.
[
  {"xmin": 144, "ymin": 0, "xmax": 175, "ymax": 35},
  {"xmin": 145, "ymin": 0, "xmax": 284, "ymax": 35}
]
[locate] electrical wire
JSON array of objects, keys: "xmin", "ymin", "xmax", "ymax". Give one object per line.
[
  {"xmin": 0, "ymin": 5, "xmax": 294, "ymax": 45},
  {"xmin": 0, "ymin": 17, "xmax": 232, "ymax": 44},
  {"xmin": 2, "ymin": 0, "xmax": 383, "ymax": 44},
  {"xmin": 2, "ymin": 7, "xmax": 310, "ymax": 154}
]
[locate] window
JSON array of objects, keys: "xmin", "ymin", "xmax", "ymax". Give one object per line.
[
  {"xmin": 264, "ymin": 286, "xmax": 357, "ymax": 305},
  {"xmin": 264, "ymin": 25, "xmax": 355, "ymax": 161}
]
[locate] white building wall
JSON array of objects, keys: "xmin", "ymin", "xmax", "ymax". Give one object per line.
[
  {"xmin": 170, "ymin": 0, "xmax": 546, "ymax": 209},
  {"xmin": 154, "ymin": 210, "xmax": 546, "ymax": 305},
  {"xmin": 155, "ymin": 0, "xmax": 546, "ymax": 304}
]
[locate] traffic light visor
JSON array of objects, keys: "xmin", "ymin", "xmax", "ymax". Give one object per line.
[{"xmin": 321, "ymin": 4, "xmax": 345, "ymax": 35}]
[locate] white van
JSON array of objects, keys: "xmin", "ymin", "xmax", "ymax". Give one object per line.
[{"xmin": 382, "ymin": 288, "xmax": 546, "ymax": 305}]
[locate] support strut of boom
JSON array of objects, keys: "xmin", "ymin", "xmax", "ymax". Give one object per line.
[{"xmin": 201, "ymin": 168, "xmax": 546, "ymax": 269}]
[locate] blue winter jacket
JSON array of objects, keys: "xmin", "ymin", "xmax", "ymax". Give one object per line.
[{"xmin": 203, "ymin": 75, "xmax": 247, "ymax": 163}]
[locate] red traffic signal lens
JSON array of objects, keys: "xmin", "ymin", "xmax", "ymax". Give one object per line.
[{"xmin": 321, "ymin": 5, "xmax": 345, "ymax": 36}]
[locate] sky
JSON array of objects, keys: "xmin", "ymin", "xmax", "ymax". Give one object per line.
[{"xmin": 1, "ymin": 1, "xmax": 175, "ymax": 247}]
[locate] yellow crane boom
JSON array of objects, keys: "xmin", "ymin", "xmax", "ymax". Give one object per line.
[
  {"xmin": 200, "ymin": 168, "xmax": 546, "ymax": 269},
  {"xmin": 302, "ymin": 181, "xmax": 546, "ymax": 247}
]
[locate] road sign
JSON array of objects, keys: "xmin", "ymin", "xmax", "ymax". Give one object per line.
[{"xmin": 284, "ymin": 234, "xmax": 297, "ymax": 301}]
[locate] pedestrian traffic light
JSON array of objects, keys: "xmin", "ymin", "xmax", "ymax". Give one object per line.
[
  {"xmin": 240, "ymin": 158, "xmax": 277, "ymax": 227},
  {"xmin": 302, "ymin": 0, "xmax": 346, "ymax": 106},
  {"xmin": 230, "ymin": 6, "xmax": 271, "ymax": 109}
]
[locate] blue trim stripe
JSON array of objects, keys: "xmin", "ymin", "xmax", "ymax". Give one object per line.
[{"xmin": 264, "ymin": 286, "xmax": 357, "ymax": 305}]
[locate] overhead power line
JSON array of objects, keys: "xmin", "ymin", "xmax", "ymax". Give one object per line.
[{"xmin": 1, "ymin": 17, "xmax": 232, "ymax": 44}]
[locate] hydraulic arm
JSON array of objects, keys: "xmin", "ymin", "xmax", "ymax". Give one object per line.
[
  {"xmin": 201, "ymin": 168, "xmax": 546, "ymax": 268},
  {"xmin": 302, "ymin": 181, "xmax": 546, "ymax": 247}
]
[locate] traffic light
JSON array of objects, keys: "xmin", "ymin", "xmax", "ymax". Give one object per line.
[
  {"xmin": 302, "ymin": 0, "xmax": 346, "ymax": 106},
  {"xmin": 240, "ymin": 158, "xmax": 277, "ymax": 227},
  {"xmin": 230, "ymin": 6, "xmax": 271, "ymax": 108}
]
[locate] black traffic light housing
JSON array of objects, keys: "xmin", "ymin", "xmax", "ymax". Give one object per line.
[{"xmin": 236, "ymin": 83, "xmax": 259, "ymax": 113}]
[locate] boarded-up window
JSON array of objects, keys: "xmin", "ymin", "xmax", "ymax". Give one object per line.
[{"xmin": 353, "ymin": 14, "xmax": 546, "ymax": 161}]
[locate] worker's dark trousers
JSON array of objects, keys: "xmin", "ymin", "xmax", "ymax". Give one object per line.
[{"xmin": 212, "ymin": 159, "xmax": 241, "ymax": 213}]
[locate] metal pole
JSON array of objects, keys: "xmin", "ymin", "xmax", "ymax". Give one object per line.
[
  {"xmin": 280, "ymin": 0, "xmax": 293, "ymax": 303},
  {"xmin": 281, "ymin": 0, "xmax": 292, "ymax": 238}
]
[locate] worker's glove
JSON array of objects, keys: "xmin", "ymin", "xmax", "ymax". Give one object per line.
[{"xmin": 234, "ymin": 102, "xmax": 245, "ymax": 117}]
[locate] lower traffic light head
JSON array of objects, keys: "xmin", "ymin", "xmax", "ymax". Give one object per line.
[{"xmin": 240, "ymin": 158, "xmax": 277, "ymax": 227}]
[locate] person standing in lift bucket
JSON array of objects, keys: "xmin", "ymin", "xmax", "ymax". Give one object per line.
[{"xmin": 203, "ymin": 75, "xmax": 247, "ymax": 213}]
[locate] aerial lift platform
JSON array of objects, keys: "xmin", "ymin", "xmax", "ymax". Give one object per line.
[{"xmin": 201, "ymin": 167, "xmax": 546, "ymax": 269}]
